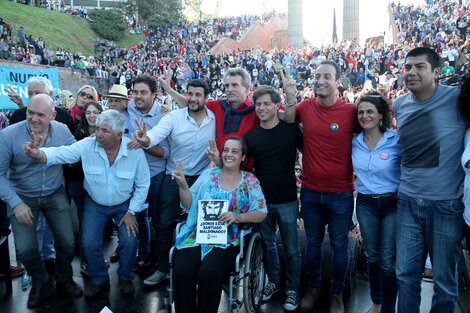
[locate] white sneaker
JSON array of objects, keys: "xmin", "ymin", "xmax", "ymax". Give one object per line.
[
  {"xmin": 143, "ymin": 270, "xmax": 169, "ymax": 286},
  {"xmin": 262, "ymin": 282, "xmax": 280, "ymax": 301},
  {"xmin": 283, "ymin": 290, "xmax": 299, "ymax": 311}
]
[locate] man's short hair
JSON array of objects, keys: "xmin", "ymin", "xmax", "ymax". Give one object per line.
[
  {"xmin": 406, "ymin": 47, "xmax": 440, "ymax": 70},
  {"xmin": 187, "ymin": 79, "xmax": 210, "ymax": 97},
  {"xmin": 29, "ymin": 93, "xmax": 55, "ymax": 116},
  {"xmin": 28, "ymin": 76, "xmax": 53, "ymax": 95},
  {"xmin": 133, "ymin": 74, "xmax": 157, "ymax": 94},
  {"xmin": 223, "ymin": 67, "xmax": 251, "ymax": 87},
  {"xmin": 96, "ymin": 109, "xmax": 126, "ymax": 134},
  {"xmin": 253, "ymin": 85, "xmax": 281, "ymax": 104},
  {"xmin": 319, "ymin": 60, "xmax": 341, "ymax": 80}
]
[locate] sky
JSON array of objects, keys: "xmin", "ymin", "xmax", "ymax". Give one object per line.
[{"xmin": 200, "ymin": 0, "xmax": 425, "ymax": 45}]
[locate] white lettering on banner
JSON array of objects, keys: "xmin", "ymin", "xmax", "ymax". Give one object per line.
[{"xmin": 0, "ymin": 84, "xmax": 27, "ymax": 97}]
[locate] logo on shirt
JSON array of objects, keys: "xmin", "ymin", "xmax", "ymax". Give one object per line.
[
  {"xmin": 380, "ymin": 152, "xmax": 389, "ymax": 160},
  {"xmin": 330, "ymin": 123, "xmax": 339, "ymax": 132}
]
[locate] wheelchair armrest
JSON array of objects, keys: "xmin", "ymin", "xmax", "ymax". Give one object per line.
[{"xmin": 175, "ymin": 221, "xmax": 185, "ymax": 236}]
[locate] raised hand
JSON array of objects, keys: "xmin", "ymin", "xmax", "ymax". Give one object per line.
[
  {"xmin": 22, "ymin": 132, "xmax": 45, "ymax": 161},
  {"xmin": 280, "ymin": 66, "xmax": 297, "ymax": 101},
  {"xmin": 7, "ymin": 86, "xmax": 25, "ymax": 108},
  {"xmin": 132, "ymin": 118, "xmax": 150, "ymax": 147},
  {"xmin": 160, "ymin": 103, "xmax": 172, "ymax": 114},
  {"xmin": 158, "ymin": 65, "xmax": 173, "ymax": 90},
  {"xmin": 171, "ymin": 159, "xmax": 188, "ymax": 188},
  {"xmin": 206, "ymin": 139, "xmax": 221, "ymax": 167}
]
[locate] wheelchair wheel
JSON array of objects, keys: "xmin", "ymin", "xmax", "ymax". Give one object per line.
[{"xmin": 242, "ymin": 232, "xmax": 265, "ymax": 313}]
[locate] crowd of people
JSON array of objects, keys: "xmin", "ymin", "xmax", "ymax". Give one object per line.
[{"xmin": 1, "ymin": 0, "xmax": 470, "ymax": 313}]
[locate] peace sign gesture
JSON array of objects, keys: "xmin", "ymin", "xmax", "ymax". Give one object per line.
[
  {"xmin": 132, "ymin": 118, "xmax": 151, "ymax": 147},
  {"xmin": 206, "ymin": 139, "xmax": 221, "ymax": 167},
  {"xmin": 171, "ymin": 159, "xmax": 188, "ymax": 188},
  {"xmin": 280, "ymin": 66, "xmax": 297, "ymax": 103},
  {"xmin": 158, "ymin": 65, "xmax": 173, "ymax": 91},
  {"xmin": 22, "ymin": 132, "xmax": 46, "ymax": 162}
]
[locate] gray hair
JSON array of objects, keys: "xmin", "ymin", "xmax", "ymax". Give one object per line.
[
  {"xmin": 28, "ymin": 76, "xmax": 53, "ymax": 95},
  {"xmin": 223, "ymin": 67, "xmax": 251, "ymax": 87},
  {"xmin": 96, "ymin": 109, "xmax": 126, "ymax": 134}
]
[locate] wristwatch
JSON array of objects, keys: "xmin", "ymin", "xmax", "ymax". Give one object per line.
[{"xmin": 127, "ymin": 209, "xmax": 136, "ymax": 216}]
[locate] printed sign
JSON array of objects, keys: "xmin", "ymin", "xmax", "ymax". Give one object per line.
[
  {"xmin": 0, "ymin": 65, "xmax": 60, "ymax": 109},
  {"xmin": 196, "ymin": 199, "xmax": 228, "ymax": 245}
]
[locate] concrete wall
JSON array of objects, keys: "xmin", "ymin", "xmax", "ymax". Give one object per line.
[{"xmin": 0, "ymin": 60, "xmax": 110, "ymax": 96}]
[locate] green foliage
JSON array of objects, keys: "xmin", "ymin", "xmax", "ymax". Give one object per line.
[
  {"xmin": 0, "ymin": 1, "xmax": 143, "ymax": 55},
  {"xmin": 88, "ymin": 9, "xmax": 126, "ymax": 42},
  {"xmin": 118, "ymin": 0, "xmax": 182, "ymax": 29}
]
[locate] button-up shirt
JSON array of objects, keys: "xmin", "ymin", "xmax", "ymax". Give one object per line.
[
  {"xmin": 42, "ymin": 136, "xmax": 150, "ymax": 212},
  {"xmin": 351, "ymin": 129, "xmax": 402, "ymax": 194},
  {"xmin": 126, "ymin": 99, "xmax": 170, "ymax": 177},
  {"xmin": 0, "ymin": 120, "xmax": 76, "ymax": 208},
  {"xmin": 147, "ymin": 107, "xmax": 216, "ymax": 176}
]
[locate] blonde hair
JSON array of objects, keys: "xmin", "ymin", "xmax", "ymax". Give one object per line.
[{"xmin": 68, "ymin": 85, "xmax": 98, "ymax": 110}]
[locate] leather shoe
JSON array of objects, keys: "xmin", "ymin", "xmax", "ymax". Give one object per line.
[
  {"xmin": 27, "ymin": 276, "xmax": 53, "ymax": 308},
  {"xmin": 84, "ymin": 281, "xmax": 110, "ymax": 298},
  {"xmin": 119, "ymin": 279, "xmax": 134, "ymax": 296},
  {"xmin": 330, "ymin": 293, "xmax": 345, "ymax": 313},
  {"xmin": 56, "ymin": 278, "xmax": 83, "ymax": 298},
  {"xmin": 299, "ymin": 287, "xmax": 321, "ymax": 312}
]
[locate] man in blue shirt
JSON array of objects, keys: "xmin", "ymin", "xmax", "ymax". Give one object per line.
[
  {"xmin": 23, "ymin": 109, "xmax": 150, "ymax": 298},
  {"xmin": 393, "ymin": 47, "xmax": 467, "ymax": 313},
  {"xmin": 132, "ymin": 79, "xmax": 216, "ymax": 286},
  {"xmin": 0, "ymin": 94, "xmax": 82, "ymax": 308}
]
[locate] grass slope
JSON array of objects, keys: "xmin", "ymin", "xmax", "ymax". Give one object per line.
[{"xmin": 0, "ymin": 0, "xmax": 144, "ymax": 55}]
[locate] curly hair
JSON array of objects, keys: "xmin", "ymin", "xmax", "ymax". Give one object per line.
[{"xmin": 354, "ymin": 90, "xmax": 392, "ymax": 134}]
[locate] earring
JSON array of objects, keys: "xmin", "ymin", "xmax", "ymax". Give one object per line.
[{"xmin": 379, "ymin": 120, "xmax": 383, "ymax": 126}]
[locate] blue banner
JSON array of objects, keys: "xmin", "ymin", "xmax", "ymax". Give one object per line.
[{"xmin": 0, "ymin": 65, "xmax": 60, "ymax": 109}]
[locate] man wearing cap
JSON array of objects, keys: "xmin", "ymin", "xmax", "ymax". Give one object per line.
[{"xmin": 105, "ymin": 79, "xmax": 169, "ymax": 269}]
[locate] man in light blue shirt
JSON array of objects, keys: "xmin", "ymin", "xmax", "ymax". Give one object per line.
[
  {"xmin": 24, "ymin": 109, "xmax": 150, "ymax": 298},
  {"xmin": 132, "ymin": 79, "xmax": 216, "ymax": 286}
]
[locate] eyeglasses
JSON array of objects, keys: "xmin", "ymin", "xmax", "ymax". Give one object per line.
[
  {"xmin": 85, "ymin": 110, "xmax": 100, "ymax": 115},
  {"xmin": 78, "ymin": 91, "xmax": 94, "ymax": 99},
  {"xmin": 295, "ymin": 168, "xmax": 302, "ymax": 171}
]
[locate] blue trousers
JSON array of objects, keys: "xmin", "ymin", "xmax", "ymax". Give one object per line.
[
  {"xmin": 395, "ymin": 193, "xmax": 463, "ymax": 313},
  {"xmin": 300, "ymin": 186, "xmax": 353, "ymax": 295}
]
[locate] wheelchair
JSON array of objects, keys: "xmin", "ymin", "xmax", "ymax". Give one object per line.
[{"xmin": 158, "ymin": 223, "xmax": 266, "ymax": 313}]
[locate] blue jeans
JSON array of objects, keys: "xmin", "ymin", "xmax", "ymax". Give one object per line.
[
  {"xmin": 157, "ymin": 174, "xmax": 198, "ymax": 273},
  {"xmin": 356, "ymin": 193, "xmax": 397, "ymax": 312},
  {"xmin": 8, "ymin": 187, "xmax": 74, "ymax": 287},
  {"xmin": 82, "ymin": 195, "xmax": 138, "ymax": 285},
  {"xmin": 146, "ymin": 171, "xmax": 165, "ymax": 260},
  {"xmin": 396, "ymin": 193, "xmax": 463, "ymax": 313},
  {"xmin": 259, "ymin": 201, "xmax": 301, "ymax": 290},
  {"xmin": 36, "ymin": 212, "xmax": 56, "ymax": 260},
  {"xmin": 300, "ymin": 186, "xmax": 353, "ymax": 295},
  {"xmin": 68, "ymin": 180, "xmax": 86, "ymax": 263}
]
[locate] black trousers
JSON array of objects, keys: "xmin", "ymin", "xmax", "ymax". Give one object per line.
[{"xmin": 173, "ymin": 245, "xmax": 238, "ymax": 313}]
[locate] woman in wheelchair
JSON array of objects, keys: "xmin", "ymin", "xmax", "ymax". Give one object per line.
[{"xmin": 170, "ymin": 136, "xmax": 267, "ymax": 313}]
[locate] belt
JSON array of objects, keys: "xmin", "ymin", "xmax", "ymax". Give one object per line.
[{"xmin": 361, "ymin": 192, "xmax": 397, "ymax": 199}]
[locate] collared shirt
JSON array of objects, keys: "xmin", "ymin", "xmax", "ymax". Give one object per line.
[
  {"xmin": 42, "ymin": 136, "xmax": 150, "ymax": 212},
  {"xmin": 0, "ymin": 120, "xmax": 76, "ymax": 208},
  {"xmin": 147, "ymin": 107, "xmax": 216, "ymax": 176},
  {"xmin": 351, "ymin": 129, "xmax": 402, "ymax": 194},
  {"xmin": 126, "ymin": 99, "xmax": 170, "ymax": 177}
]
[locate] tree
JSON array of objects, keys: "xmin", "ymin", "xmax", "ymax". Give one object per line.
[
  {"xmin": 185, "ymin": 0, "xmax": 204, "ymax": 21},
  {"xmin": 88, "ymin": 9, "xmax": 127, "ymax": 41},
  {"xmin": 332, "ymin": 8, "xmax": 338, "ymax": 43},
  {"xmin": 144, "ymin": 0, "xmax": 183, "ymax": 29}
]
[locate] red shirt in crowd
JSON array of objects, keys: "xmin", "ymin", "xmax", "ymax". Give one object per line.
[{"xmin": 296, "ymin": 97, "xmax": 356, "ymax": 192}]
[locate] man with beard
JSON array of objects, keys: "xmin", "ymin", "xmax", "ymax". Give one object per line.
[
  {"xmin": 23, "ymin": 109, "xmax": 150, "ymax": 298},
  {"xmin": 281, "ymin": 61, "xmax": 356, "ymax": 313},
  {"xmin": 131, "ymin": 79, "xmax": 216, "ymax": 286}
]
